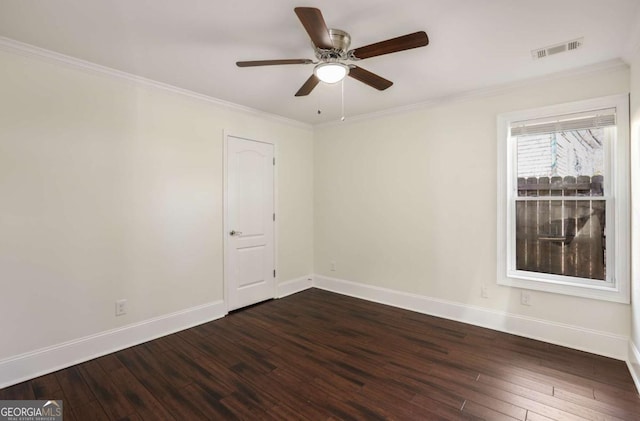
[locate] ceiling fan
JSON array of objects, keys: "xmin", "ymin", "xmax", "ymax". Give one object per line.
[{"xmin": 236, "ymin": 7, "xmax": 429, "ymax": 97}]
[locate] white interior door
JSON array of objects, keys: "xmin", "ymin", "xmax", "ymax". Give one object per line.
[{"xmin": 225, "ymin": 135, "xmax": 275, "ymax": 311}]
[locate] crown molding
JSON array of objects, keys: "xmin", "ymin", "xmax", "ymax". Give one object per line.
[
  {"xmin": 0, "ymin": 36, "xmax": 312, "ymax": 131},
  {"xmin": 315, "ymin": 59, "xmax": 629, "ymax": 129},
  {"xmin": 0, "ymin": 36, "xmax": 629, "ymax": 133}
]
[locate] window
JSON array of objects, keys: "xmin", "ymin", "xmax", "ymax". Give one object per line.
[{"xmin": 497, "ymin": 95, "xmax": 630, "ymax": 302}]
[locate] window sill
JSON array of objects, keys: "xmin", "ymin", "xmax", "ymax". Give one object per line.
[{"xmin": 497, "ymin": 273, "xmax": 629, "ymax": 303}]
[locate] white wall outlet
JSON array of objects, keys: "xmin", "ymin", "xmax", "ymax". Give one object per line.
[
  {"xmin": 330, "ymin": 261, "xmax": 336, "ymax": 271},
  {"xmin": 521, "ymin": 291, "xmax": 531, "ymax": 306},
  {"xmin": 115, "ymin": 299, "xmax": 128, "ymax": 316},
  {"xmin": 481, "ymin": 285, "xmax": 489, "ymax": 298}
]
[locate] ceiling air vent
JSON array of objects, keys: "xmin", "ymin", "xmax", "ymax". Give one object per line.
[{"xmin": 531, "ymin": 37, "xmax": 583, "ymax": 60}]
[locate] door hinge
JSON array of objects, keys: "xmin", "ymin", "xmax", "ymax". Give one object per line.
[
  {"xmin": 273, "ymin": 157, "xmax": 275, "ymax": 165},
  {"xmin": 273, "ymin": 213, "xmax": 275, "ymax": 221},
  {"xmin": 273, "ymin": 269, "xmax": 276, "ymax": 278}
]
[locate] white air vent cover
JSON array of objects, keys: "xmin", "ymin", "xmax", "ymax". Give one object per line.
[{"xmin": 532, "ymin": 38, "xmax": 583, "ymax": 60}]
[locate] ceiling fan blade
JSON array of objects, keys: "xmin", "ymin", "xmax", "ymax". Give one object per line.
[
  {"xmin": 236, "ymin": 59, "xmax": 313, "ymax": 67},
  {"xmin": 350, "ymin": 31, "xmax": 429, "ymax": 60},
  {"xmin": 294, "ymin": 7, "xmax": 334, "ymax": 49},
  {"xmin": 348, "ymin": 66, "xmax": 393, "ymax": 90},
  {"xmin": 295, "ymin": 75, "xmax": 320, "ymax": 96}
]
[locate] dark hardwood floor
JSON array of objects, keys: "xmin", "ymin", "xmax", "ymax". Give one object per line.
[{"xmin": 2, "ymin": 288, "xmax": 639, "ymax": 420}]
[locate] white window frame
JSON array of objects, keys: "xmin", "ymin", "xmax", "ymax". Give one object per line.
[{"xmin": 497, "ymin": 94, "xmax": 630, "ymax": 303}]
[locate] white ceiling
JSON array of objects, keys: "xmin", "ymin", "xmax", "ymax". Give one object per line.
[{"xmin": 1, "ymin": 0, "xmax": 639, "ymax": 125}]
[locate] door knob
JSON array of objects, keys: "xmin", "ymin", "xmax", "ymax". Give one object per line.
[{"xmin": 230, "ymin": 230, "xmax": 243, "ymax": 236}]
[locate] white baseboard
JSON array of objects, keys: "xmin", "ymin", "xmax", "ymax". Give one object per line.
[
  {"xmin": 1, "ymin": 275, "xmax": 633, "ymax": 392},
  {"xmin": 0, "ymin": 300, "xmax": 226, "ymax": 389},
  {"xmin": 277, "ymin": 275, "xmax": 314, "ymax": 298},
  {"xmin": 314, "ymin": 274, "xmax": 629, "ymax": 361},
  {"xmin": 629, "ymin": 341, "xmax": 640, "ymax": 393}
]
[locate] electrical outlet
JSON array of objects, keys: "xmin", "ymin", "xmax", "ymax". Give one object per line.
[
  {"xmin": 116, "ymin": 299, "xmax": 127, "ymax": 316},
  {"xmin": 521, "ymin": 291, "xmax": 531, "ymax": 306},
  {"xmin": 481, "ymin": 285, "xmax": 489, "ymax": 298},
  {"xmin": 330, "ymin": 261, "xmax": 336, "ymax": 271}
]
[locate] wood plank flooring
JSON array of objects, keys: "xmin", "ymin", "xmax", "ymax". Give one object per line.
[{"xmin": 1, "ymin": 288, "xmax": 639, "ymax": 420}]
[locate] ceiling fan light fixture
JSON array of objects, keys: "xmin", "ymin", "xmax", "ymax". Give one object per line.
[{"xmin": 314, "ymin": 62, "xmax": 349, "ymax": 84}]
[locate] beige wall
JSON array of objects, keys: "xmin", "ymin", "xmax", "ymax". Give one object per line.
[
  {"xmin": 0, "ymin": 41, "xmax": 635, "ymax": 369},
  {"xmin": 631, "ymin": 49, "xmax": 640, "ymax": 352},
  {"xmin": 0, "ymin": 49, "xmax": 314, "ymax": 360},
  {"xmin": 314, "ymin": 65, "xmax": 631, "ymax": 335}
]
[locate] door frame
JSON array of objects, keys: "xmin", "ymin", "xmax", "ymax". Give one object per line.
[{"xmin": 223, "ymin": 130, "xmax": 278, "ymax": 312}]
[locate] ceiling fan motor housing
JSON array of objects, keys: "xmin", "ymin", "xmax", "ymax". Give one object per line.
[{"xmin": 315, "ymin": 29, "xmax": 353, "ymax": 62}]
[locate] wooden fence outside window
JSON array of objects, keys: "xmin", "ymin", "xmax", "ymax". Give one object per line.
[{"xmin": 515, "ymin": 175, "xmax": 605, "ymax": 280}]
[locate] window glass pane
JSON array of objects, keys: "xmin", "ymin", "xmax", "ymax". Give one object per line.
[
  {"xmin": 516, "ymin": 128, "xmax": 604, "ymax": 197},
  {"xmin": 515, "ymin": 199, "xmax": 605, "ymax": 280}
]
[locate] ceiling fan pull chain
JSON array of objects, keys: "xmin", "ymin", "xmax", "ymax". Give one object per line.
[{"xmin": 341, "ymin": 79, "xmax": 345, "ymax": 122}]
